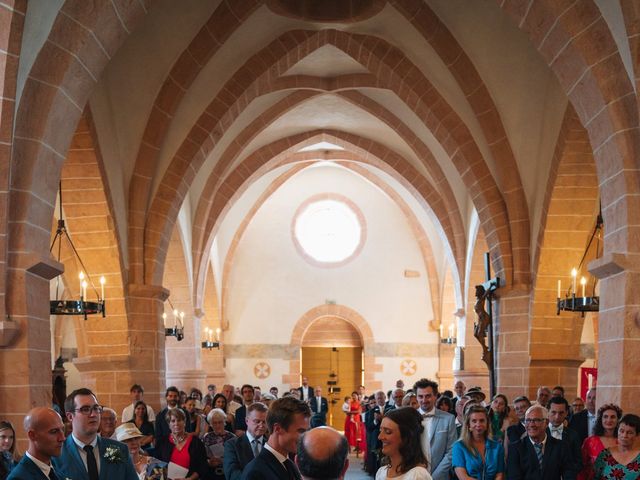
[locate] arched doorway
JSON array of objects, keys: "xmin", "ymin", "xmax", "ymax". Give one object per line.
[{"xmin": 301, "ymin": 316, "xmax": 363, "ymax": 429}]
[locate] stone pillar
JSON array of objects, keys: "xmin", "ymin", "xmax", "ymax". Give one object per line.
[
  {"xmin": 0, "ymin": 255, "xmax": 62, "ymax": 430},
  {"xmin": 165, "ymin": 309, "xmax": 207, "ymax": 392},
  {"xmin": 494, "ymin": 287, "xmax": 531, "ymax": 401},
  {"xmin": 590, "ymin": 254, "xmax": 640, "ymax": 411}
]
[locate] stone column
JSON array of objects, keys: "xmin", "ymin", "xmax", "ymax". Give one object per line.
[
  {"xmin": 165, "ymin": 309, "xmax": 207, "ymax": 392},
  {"xmin": 0, "ymin": 255, "xmax": 62, "ymax": 429},
  {"xmin": 590, "ymin": 254, "xmax": 640, "ymax": 411}
]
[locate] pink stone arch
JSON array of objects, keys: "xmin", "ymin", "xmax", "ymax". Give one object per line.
[{"xmin": 286, "ymin": 304, "xmax": 382, "ymax": 391}]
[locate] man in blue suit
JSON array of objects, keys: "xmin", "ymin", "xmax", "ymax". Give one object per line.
[
  {"xmin": 8, "ymin": 407, "xmax": 66, "ymax": 480},
  {"xmin": 414, "ymin": 378, "xmax": 457, "ymax": 480},
  {"xmin": 53, "ymin": 388, "xmax": 137, "ymax": 480}
]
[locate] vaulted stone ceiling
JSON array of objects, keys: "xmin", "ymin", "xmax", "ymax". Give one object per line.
[{"xmin": 73, "ymin": 0, "xmax": 579, "ymax": 298}]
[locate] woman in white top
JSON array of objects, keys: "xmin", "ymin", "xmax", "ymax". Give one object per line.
[{"xmin": 376, "ymin": 407, "xmax": 432, "ymax": 480}]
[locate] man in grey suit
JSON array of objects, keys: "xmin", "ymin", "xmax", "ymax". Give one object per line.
[
  {"xmin": 8, "ymin": 407, "xmax": 66, "ymax": 480},
  {"xmin": 414, "ymin": 378, "xmax": 457, "ymax": 480},
  {"xmin": 224, "ymin": 402, "xmax": 268, "ymax": 480},
  {"xmin": 53, "ymin": 388, "xmax": 137, "ymax": 480}
]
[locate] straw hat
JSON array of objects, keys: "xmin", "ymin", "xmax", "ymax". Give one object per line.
[{"xmin": 115, "ymin": 422, "xmax": 143, "ymax": 442}]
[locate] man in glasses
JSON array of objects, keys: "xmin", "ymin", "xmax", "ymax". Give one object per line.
[
  {"xmin": 54, "ymin": 388, "xmax": 137, "ymax": 480},
  {"xmin": 507, "ymin": 405, "xmax": 577, "ymax": 479}
]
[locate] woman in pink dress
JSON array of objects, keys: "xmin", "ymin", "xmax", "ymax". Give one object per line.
[{"xmin": 578, "ymin": 403, "xmax": 622, "ymax": 480}]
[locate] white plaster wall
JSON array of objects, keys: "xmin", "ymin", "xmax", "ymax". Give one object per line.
[
  {"xmin": 225, "ymin": 166, "xmax": 437, "ymax": 350},
  {"xmin": 225, "ymin": 358, "xmax": 291, "ymax": 391},
  {"xmin": 375, "ymin": 357, "xmax": 440, "ymax": 390}
]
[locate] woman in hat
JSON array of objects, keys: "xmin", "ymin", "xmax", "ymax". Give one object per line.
[{"xmin": 115, "ymin": 422, "xmax": 167, "ymax": 480}]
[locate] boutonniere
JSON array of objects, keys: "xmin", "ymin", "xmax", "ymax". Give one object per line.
[{"xmin": 104, "ymin": 445, "xmax": 124, "ymax": 464}]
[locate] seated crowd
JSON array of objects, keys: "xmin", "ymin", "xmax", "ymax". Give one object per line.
[{"xmin": 1, "ymin": 380, "xmax": 638, "ymax": 480}]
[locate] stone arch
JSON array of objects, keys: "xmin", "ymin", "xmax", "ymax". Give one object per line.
[
  {"xmin": 528, "ymin": 105, "xmax": 599, "ymax": 395},
  {"xmin": 3, "ymin": 1, "xmax": 147, "ymax": 412},
  {"xmin": 497, "ymin": 0, "xmax": 640, "ymax": 407},
  {"xmin": 141, "ymin": 28, "xmax": 514, "ymax": 292},
  {"xmin": 216, "ymin": 160, "xmax": 448, "ymax": 342},
  {"xmin": 192, "ymin": 132, "xmax": 460, "ymax": 312},
  {"xmin": 288, "ymin": 304, "xmax": 379, "ymax": 389}
]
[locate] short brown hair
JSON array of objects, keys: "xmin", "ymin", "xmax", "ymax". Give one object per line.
[
  {"xmin": 165, "ymin": 408, "xmax": 186, "ymax": 423},
  {"xmin": 267, "ymin": 396, "xmax": 310, "ymax": 431}
]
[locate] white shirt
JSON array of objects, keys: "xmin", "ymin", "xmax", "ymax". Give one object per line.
[
  {"xmin": 121, "ymin": 403, "xmax": 156, "ymax": 423},
  {"xmin": 25, "ymin": 451, "xmax": 56, "ymax": 478},
  {"xmin": 315, "ymin": 396, "xmax": 322, "ymax": 412},
  {"xmin": 71, "ymin": 433, "xmax": 100, "ymax": 474},
  {"xmin": 228, "ymin": 400, "xmax": 241, "ymax": 415},
  {"xmin": 246, "ymin": 431, "xmax": 264, "ymax": 456},
  {"xmin": 588, "ymin": 411, "xmax": 597, "ymax": 436},
  {"xmin": 549, "ymin": 424, "xmax": 563, "ymax": 440}
]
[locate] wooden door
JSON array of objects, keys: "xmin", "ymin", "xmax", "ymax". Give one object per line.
[{"xmin": 301, "ymin": 346, "xmax": 362, "ymax": 430}]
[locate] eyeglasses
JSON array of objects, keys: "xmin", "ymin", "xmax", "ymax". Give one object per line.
[
  {"xmin": 524, "ymin": 418, "xmax": 545, "ymax": 424},
  {"xmin": 74, "ymin": 405, "xmax": 103, "ymax": 415}
]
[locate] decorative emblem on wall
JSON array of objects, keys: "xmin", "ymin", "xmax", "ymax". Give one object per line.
[
  {"xmin": 254, "ymin": 362, "xmax": 271, "ymax": 379},
  {"xmin": 400, "ymin": 359, "xmax": 417, "ymax": 376}
]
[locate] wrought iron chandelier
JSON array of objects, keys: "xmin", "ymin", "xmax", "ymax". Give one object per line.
[{"xmin": 50, "ymin": 183, "xmax": 106, "ymax": 320}]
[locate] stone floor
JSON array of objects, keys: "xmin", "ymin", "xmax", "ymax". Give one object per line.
[{"xmin": 345, "ymin": 452, "xmax": 373, "ymax": 480}]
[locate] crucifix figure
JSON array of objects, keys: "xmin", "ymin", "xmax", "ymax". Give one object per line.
[{"xmin": 473, "ymin": 252, "xmax": 500, "ymax": 397}]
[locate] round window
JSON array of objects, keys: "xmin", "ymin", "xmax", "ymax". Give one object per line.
[{"xmin": 293, "ymin": 196, "xmax": 365, "ymax": 266}]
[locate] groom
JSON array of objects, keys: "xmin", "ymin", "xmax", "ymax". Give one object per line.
[{"xmin": 53, "ymin": 388, "xmax": 137, "ymax": 480}]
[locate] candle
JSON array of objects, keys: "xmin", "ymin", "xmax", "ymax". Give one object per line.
[
  {"xmin": 208, "ymin": 328, "xmax": 213, "ymax": 343},
  {"xmin": 571, "ymin": 268, "xmax": 577, "ymax": 294},
  {"xmin": 100, "ymin": 276, "xmax": 106, "ymax": 300},
  {"xmin": 162, "ymin": 312, "xmax": 167, "ymax": 327},
  {"xmin": 216, "ymin": 327, "xmax": 221, "ymax": 342},
  {"xmin": 557, "ymin": 280, "xmax": 561, "ymax": 298},
  {"xmin": 179, "ymin": 311, "xmax": 185, "ymax": 329},
  {"xmin": 79, "ymin": 271, "xmax": 85, "ymax": 297},
  {"xmin": 81, "ymin": 280, "xmax": 87, "ymax": 299},
  {"xmin": 439, "ymin": 323, "xmax": 444, "ymax": 337},
  {"xmin": 448, "ymin": 323, "xmax": 455, "ymax": 339},
  {"xmin": 581, "ymin": 277, "xmax": 587, "ymax": 300}
]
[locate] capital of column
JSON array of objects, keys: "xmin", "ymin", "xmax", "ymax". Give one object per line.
[{"xmin": 589, "ymin": 252, "xmax": 640, "ymax": 279}]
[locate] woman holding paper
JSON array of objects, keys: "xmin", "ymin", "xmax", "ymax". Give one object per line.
[
  {"xmin": 203, "ymin": 409, "xmax": 236, "ymax": 479},
  {"xmin": 156, "ymin": 408, "xmax": 208, "ymax": 480}
]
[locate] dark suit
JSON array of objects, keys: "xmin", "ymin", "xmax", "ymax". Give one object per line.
[
  {"xmin": 507, "ymin": 435, "xmax": 577, "ymax": 480},
  {"xmin": 567, "ymin": 410, "xmax": 590, "ymax": 446},
  {"xmin": 296, "ymin": 386, "xmax": 313, "ymax": 403},
  {"xmin": 234, "ymin": 405, "xmax": 248, "ymax": 433},
  {"xmin": 547, "ymin": 426, "xmax": 582, "ymax": 473},
  {"xmin": 507, "ymin": 422, "xmax": 527, "ymax": 444},
  {"xmin": 224, "ymin": 434, "xmax": 264, "ymax": 480},
  {"xmin": 52, "ymin": 435, "xmax": 138, "ymax": 480},
  {"xmin": 241, "ymin": 447, "xmax": 296, "ymax": 480},
  {"xmin": 364, "ymin": 406, "xmax": 383, "ymax": 474},
  {"xmin": 309, "ymin": 396, "xmax": 328, "ymax": 427},
  {"xmin": 8, "ymin": 455, "xmax": 64, "ymax": 480},
  {"xmin": 156, "ymin": 434, "xmax": 208, "ymax": 479}
]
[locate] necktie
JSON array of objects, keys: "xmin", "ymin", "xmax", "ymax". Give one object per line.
[
  {"xmin": 550, "ymin": 426, "xmax": 562, "ymax": 439},
  {"xmin": 83, "ymin": 445, "xmax": 99, "ymax": 480},
  {"xmin": 284, "ymin": 458, "xmax": 300, "ymax": 480},
  {"xmin": 48, "ymin": 468, "xmax": 59, "ymax": 480},
  {"xmin": 251, "ymin": 438, "xmax": 261, "ymax": 457},
  {"xmin": 533, "ymin": 443, "xmax": 543, "ymax": 468}
]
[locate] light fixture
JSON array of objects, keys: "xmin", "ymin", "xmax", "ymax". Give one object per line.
[
  {"xmin": 440, "ymin": 321, "xmax": 457, "ymax": 345},
  {"xmin": 201, "ymin": 327, "xmax": 221, "ymax": 350},
  {"xmin": 557, "ymin": 210, "xmax": 602, "ymax": 315},
  {"xmin": 49, "ymin": 182, "xmax": 106, "ymax": 320},
  {"xmin": 163, "ymin": 300, "xmax": 184, "ymax": 341}
]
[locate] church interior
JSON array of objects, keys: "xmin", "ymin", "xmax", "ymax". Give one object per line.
[{"xmin": 0, "ymin": 0, "xmax": 638, "ymax": 431}]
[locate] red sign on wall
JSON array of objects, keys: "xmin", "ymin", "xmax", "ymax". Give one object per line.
[{"xmin": 580, "ymin": 367, "xmax": 597, "ymax": 399}]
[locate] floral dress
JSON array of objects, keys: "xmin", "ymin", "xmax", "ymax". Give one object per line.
[{"xmin": 593, "ymin": 448, "xmax": 640, "ymax": 479}]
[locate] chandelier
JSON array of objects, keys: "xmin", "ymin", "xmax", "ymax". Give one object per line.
[
  {"xmin": 163, "ymin": 299, "xmax": 184, "ymax": 341},
  {"xmin": 49, "ymin": 183, "xmax": 106, "ymax": 320}
]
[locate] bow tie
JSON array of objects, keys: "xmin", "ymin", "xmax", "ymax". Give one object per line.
[
  {"xmin": 550, "ymin": 426, "xmax": 562, "ymax": 432},
  {"xmin": 422, "ymin": 413, "xmax": 434, "ymax": 419}
]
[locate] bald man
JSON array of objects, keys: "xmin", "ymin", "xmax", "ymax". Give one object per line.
[
  {"xmin": 296, "ymin": 427, "xmax": 349, "ymax": 480},
  {"xmin": 8, "ymin": 407, "xmax": 66, "ymax": 480}
]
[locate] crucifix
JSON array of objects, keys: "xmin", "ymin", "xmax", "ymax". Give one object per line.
[{"xmin": 473, "ymin": 252, "xmax": 500, "ymax": 398}]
